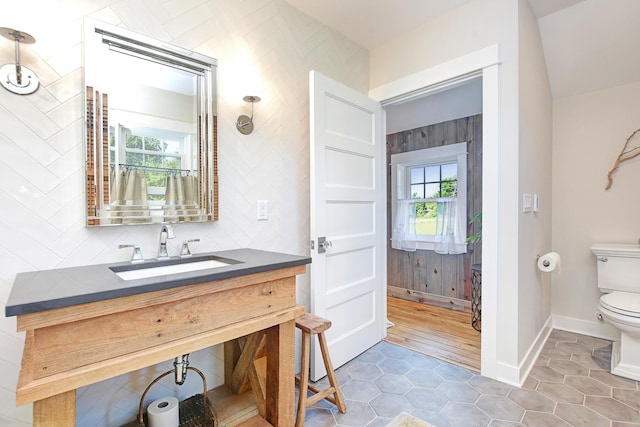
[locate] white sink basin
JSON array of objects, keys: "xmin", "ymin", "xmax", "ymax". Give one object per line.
[{"xmin": 112, "ymin": 258, "xmax": 233, "ymax": 281}]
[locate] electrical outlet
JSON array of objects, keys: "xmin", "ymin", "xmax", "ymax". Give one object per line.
[{"xmin": 257, "ymin": 200, "xmax": 268, "ymax": 220}]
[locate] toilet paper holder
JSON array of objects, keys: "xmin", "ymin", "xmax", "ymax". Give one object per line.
[
  {"xmin": 137, "ymin": 365, "xmax": 216, "ymax": 426},
  {"xmin": 536, "ymin": 252, "xmax": 561, "ymax": 273},
  {"xmin": 535, "ymin": 254, "xmax": 552, "ymax": 267}
]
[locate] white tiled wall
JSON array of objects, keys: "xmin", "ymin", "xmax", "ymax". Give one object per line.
[{"xmin": 0, "ymin": 1, "xmax": 368, "ymax": 425}]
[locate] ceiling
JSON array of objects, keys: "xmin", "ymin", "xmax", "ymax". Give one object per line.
[{"xmin": 283, "ymin": 0, "xmax": 640, "ymax": 99}]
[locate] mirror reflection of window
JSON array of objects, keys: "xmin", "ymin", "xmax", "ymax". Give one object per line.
[{"xmin": 111, "ymin": 126, "xmax": 188, "ymax": 202}]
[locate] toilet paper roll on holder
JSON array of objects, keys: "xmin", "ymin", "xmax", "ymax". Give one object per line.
[
  {"xmin": 536, "ymin": 253, "xmax": 561, "ymax": 269},
  {"xmin": 536, "ymin": 254, "xmax": 552, "ymax": 268}
]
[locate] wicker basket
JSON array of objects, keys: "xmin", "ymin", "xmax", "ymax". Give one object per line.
[{"xmin": 138, "ymin": 367, "xmax": 216, "ymax": 427}]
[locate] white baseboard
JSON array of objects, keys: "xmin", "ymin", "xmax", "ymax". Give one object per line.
[
  {"xmin": 551, "ymin": 314, "xmax": 618, "ymax": 341},
  {"xmin": 493, "ymin": 315, "xmax": 619, "ymax": 388},
  {"xmin": 495, "ymin": 316, "xmax": 553, "ymax": 388}
]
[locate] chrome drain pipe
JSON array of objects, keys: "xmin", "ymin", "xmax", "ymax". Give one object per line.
[{"xmin": 174, "ymin": 354, "xmax": 190, "ymax": 385}]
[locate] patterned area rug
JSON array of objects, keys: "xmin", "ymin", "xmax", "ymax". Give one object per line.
[{"xmin": 386, "ymin": 412, "xmax": 434, "ymax": 427}]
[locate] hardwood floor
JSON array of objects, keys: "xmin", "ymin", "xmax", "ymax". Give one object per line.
[{"xmin": 385, "ymin": 296, "xmax": 481, "ymax": 372}]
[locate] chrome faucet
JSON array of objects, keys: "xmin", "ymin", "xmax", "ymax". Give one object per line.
[
  {"xmin": 119, "ymin": 244, "xmax": 144, "ymax": 263},
  {"xmin": 157, "ymin": 225, "xmax": 175, "ymax": 258},
  {"xmin": 180, "ymin": 238, "xmax": 200, "ymax": 257}
]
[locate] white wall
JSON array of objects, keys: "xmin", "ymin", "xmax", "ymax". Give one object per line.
[
  {"xmin": 370, "ymin": 0, "xmax": 554, "ymax": 385},
  {"xmin": 370, "ymin": 0, "xmax": 515, "ymax": 89},
  {"xmin": 0, "ymin": 1, "xmax": 368, "ymax": 425},
  {"xmin": 385, "ymin": 78, "xmax": 483, "ymax": 134},
  {"xmin": 516, "ymin": 0, "xmax": 553, "ymax": 379},
  {"xmin": 552, "ymin": 81, "xmax": 640, "ymax": 336}
]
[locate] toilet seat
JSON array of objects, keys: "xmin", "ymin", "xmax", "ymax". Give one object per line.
[{"xmin": 600, "ymin": 291, "xmax": 640, "ymax": 318}]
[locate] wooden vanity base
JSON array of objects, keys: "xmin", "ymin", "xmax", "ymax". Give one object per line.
[
  {"xmin": 15, "ymin": 265, "xmax": 306, "ymax": 426},
  {"xmin": 33, "ymin": 389, "xmax": 75, "ymax": 425}
]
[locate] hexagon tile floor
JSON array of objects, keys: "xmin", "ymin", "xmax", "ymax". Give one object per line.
[{"xmin": 299, "ymin": 330, "xmax": 640, "ymax": 427}]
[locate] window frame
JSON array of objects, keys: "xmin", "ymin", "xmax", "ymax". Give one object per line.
[{"xmin": 391, "ymin": 142, "xmax": 468, "ymax": 251}]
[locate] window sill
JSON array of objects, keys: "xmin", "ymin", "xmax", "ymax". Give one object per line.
[{"xmin": 392, "ymin": 240, "xmax": 468, "ymax": 253}]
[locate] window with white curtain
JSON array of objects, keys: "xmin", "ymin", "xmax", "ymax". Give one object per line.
[{"xmin": 391, "ymin": 142, "xmax": 468, "ymax": 253}]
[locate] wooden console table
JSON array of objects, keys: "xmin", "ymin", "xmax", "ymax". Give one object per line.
[{"xmin": 12, "ymin": 262, "xmax": 307, "ymax": 426}]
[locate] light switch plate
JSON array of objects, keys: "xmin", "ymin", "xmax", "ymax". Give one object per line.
[
  {"xmin": 523, "ymin": 193, "xmax": 532, "ymax": 213},
  {"xmin": 533, "ymin": 194, "xmax": 539, "ymax": 212},
  {"xmin": 257, "ymin": 200, "xmax": 268, "ymax": 220}
]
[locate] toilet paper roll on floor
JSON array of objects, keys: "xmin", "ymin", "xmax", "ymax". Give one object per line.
[
  {"xmin": 147, "ymin": 396, "xmax": 179, "ymax": 427},
  {"xmin": 538, "ymin": 252, "xmax": 561, "ymax": 273}
]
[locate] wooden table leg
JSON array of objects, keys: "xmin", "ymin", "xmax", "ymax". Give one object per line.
[
  {"xmin": 264, "ymin": 319, "xmax": 295, "ymax": 426},
  {"xmin": 33, "ymin": 389, "xmax": 75, "ymax": 426}
]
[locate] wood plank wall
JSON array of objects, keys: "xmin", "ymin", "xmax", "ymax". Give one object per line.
[{"xmin": 386, "ymin": 115, "xmax": 482, "ymax": 311}]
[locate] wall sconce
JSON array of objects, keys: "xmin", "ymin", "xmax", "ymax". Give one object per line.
[
  {"xmin": 0, "ymin": 27, "xmax": 39, "ymax": 95},
  {"xmin": 236, "ymin": 96, "xmax": 261, "ymax": 135}
]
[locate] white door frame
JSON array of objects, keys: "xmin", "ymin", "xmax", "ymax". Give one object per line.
[{"xmin": 369, "ymin": 44, "xmax": 501, "ymax": 380}]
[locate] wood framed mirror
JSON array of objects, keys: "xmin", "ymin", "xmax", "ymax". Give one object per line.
[{"xmin": 84, "ymin": 19, "xmax": 218, "ymax": 226}]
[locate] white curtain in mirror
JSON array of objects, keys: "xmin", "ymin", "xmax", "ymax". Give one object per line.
[
  {"xmin": 108, "ymin": 169, "xmax": 151, "ymax": 224},
  {"xmin": 163, "ymin": 174, "xmax": 199, "ymax": 222}
]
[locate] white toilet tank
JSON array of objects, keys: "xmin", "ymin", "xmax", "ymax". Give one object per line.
[{"xmin": 591, "ymin": 243, "xmax": 640, "ymax": 293}]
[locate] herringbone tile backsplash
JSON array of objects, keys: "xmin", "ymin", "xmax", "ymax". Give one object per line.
[{"xmin": 0, "ymin": 1, "xmax": 368, "ymax": 424}]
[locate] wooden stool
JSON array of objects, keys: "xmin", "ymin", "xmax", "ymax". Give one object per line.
[{"xmin": 295, "ymin": 313, "xmax": 347, "ymax": 427}]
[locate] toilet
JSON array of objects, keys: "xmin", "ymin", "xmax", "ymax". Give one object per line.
[{"xmin": 591, "ymin": 243, "xmax": 640, "ymax": 381}]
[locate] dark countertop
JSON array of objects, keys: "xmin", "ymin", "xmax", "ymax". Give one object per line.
[{"xmin": 5, "ymin": 248, "xmax": 311, "ymax": 317}]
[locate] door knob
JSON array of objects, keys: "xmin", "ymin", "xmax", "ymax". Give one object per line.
[{"xmin": 318, "ymin": 237, "xmax": 332, "ymax": 253}]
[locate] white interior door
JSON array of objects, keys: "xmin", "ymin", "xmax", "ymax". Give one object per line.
[{"xmin": 309, "ymin": 70, "xmax": 386, "ymax": 381}]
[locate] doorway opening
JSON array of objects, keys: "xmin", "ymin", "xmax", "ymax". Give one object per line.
[{"xmin": 383, "ymin": 77, "xmax": 482, "ymax": 372}]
